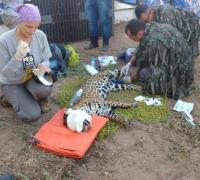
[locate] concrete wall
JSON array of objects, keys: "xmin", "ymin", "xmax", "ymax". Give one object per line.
[{"xmin": 114, "ymin": 1, "xmax": 136, "ymax": 24}]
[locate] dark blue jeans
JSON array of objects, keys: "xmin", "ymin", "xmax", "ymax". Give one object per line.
[{"xmin": 85, "ymin": 0, "xmax": 112, "ymax": 39}]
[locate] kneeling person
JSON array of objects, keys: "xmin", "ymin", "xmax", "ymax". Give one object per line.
[
  {"xmin": 122, "ymin": 19, "xmax": 194, "ymax": 99},
  {"xmin": 0, "ymin": 4, "xmax": 52, "ymax": 121},
  {"xmin": 135, "ymin": 4, "xmax": 200, "ymax": 57}
]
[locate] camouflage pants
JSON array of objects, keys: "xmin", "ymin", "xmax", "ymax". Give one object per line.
[{"xmin": 138, "ymin": 67, "xmax": 152, "ymax": 83}]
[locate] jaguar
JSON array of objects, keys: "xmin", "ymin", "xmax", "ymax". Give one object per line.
[{"xmin": 64, "ymin": 69, "xmax": 141, "ymax": 128}]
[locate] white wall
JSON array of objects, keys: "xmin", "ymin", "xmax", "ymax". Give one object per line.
[{"xmin": 114, "ymin": 1, "xmax": 136, "ymax": 24}]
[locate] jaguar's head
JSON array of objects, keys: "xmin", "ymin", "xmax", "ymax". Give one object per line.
[
  {"xmin": 102, "ymin": 69, "xmax": 121, "ymax": 80},
  {"xmin": 64, "ymin": 108, "xmax": 92, "ymax": 133}
]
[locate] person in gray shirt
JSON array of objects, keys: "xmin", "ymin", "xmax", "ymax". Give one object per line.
[{"xmin": 0, "ymin": 4, "xmax": 53, "ymax": 121}]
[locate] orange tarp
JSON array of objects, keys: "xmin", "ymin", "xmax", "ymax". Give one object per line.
[{"xmin": 33, "ymin": 109, "xmax": 109, "ymax": 158}]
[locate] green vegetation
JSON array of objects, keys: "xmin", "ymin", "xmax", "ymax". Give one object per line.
[{"xmin": 58, "ymin": 77, "xmax": 169, "ymax": 139}]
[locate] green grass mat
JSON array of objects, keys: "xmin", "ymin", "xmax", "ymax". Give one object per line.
[
  {"xmin": 109, "ymin": 90, "xmax": 169, "ymax": 123},
  {"xmin": 58, "ymin": 77, "xmax": 169, "ymax": 140}
]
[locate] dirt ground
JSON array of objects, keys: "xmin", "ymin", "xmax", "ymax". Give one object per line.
[{"xmin": 1, "ymin": 23, "xmax": 200, "ymax": 180}]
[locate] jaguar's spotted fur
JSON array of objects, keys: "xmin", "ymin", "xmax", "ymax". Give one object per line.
[{"xmin": 65, "ymin": 69, "xmax": 141, "ymax": 127}]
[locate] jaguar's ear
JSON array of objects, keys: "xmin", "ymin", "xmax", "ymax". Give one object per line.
[
  {"xmin": 63, "ymin": 114, "xmax": 68, "ymax": 125},
  {"xmin": 63, "ymin": 108, "xmax": 68, "ymax": 125}
]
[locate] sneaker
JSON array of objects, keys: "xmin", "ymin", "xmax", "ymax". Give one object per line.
[
  {"xmin": 84, "ymin": 37, "xmax": 99, "ymax": 50},
  {"xmin": 100, "ymin": 38, "xmax": 109, "ymax": 52},
  {"xmin": 39, "ymin": 99, "xmax": 51, "ymax": 113},
  {"xmin": 100, "ymin": 44, "xmax": 109, "ymax": 52},
  {"xmin": 84, "ymin": 43, "xmax": 99, "ymax": 50}
]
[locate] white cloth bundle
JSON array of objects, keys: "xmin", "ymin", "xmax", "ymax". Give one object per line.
[{"xmin": 65, "ymin": 108, "xmax": 92, "ymax": 133}]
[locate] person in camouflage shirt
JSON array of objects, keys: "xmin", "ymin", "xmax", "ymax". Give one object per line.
[
  {"xmin": 122, "ymin": 19, "xmax": 194, "ymax": 99},
  {"xmin": 135, "ymin": 4, "xmax": 200, "ymax": 57}
]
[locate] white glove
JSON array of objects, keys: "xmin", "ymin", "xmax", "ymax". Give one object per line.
[
  {"xmin": 122, "ymin": 75, "xmax": 131, "ymax": 83},
  {"xmin": 32, "ymin": 68, "xmax": 45, "ymax": 77},
  {"xmin": 120, "ymin": 62, "xmax": 131, "ymax": 77},
  {"xmin": 15, "ymin": 41, "xmax": 30, "ymax": 61},
  {"xmin": 32, "ymin": 65, "xmax": 51, "ymax": 77}
]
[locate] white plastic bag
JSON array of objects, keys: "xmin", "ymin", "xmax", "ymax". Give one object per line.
[{"xmin": 65, "ymin": 108, "xmax": 92, "ymax": 133}]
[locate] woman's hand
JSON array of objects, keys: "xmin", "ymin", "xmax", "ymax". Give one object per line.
[
  {"xmin": 15, "ymin": 41, "xmax": 30, "ymax": 61},
  {"xmin": 32, "ymin": 65, "xmax": 51, "ymax": 77},
  {"xmin": 37, "ymin": 64, "xmax": 51, "ymax": 73}
]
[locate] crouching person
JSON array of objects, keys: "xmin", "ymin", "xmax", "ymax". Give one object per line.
[
  {"xmin": 0, "ymin": 4, "xmax": 52, "ymax": 121},
  {"xmin": 121, "ymin": 19, "xmax": 194, "ymax": 99},
  {"xmin": 135, "ymin": 4, "xmax": 200, "ymax": 57}
]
